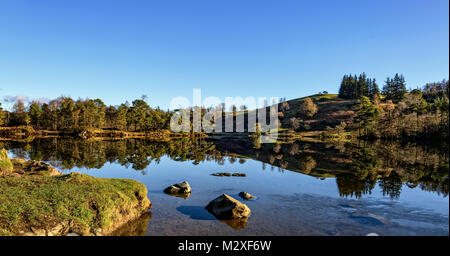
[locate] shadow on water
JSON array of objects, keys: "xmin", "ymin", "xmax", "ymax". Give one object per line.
[
  {"xmin": 164, "ymin": 192, "xmax": 191, "ymax": 199},
  {"xmin": 176, "ymin": 205, "xmax": 249, "ymax": 230},
  {"xmin": 349, "ymin": 214, "xmax": 386, "ymax": 226},
  {"xmin": 176, "ymin": 206, "xmax": 216, "ymax": 220}
]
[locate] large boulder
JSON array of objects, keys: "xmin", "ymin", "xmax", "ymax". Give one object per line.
[
  {"xmin": 163, "ymin": 181, "xmax": 191, "ymax": 195},
  {"xmin": 206, "ymin": 194, "xmax": 251, "ymax": 219}
]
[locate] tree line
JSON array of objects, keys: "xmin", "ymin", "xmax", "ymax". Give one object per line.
[
  {"xmin": 352, "ymin": 77, "xmax": 449, "ymax": 141},
  {"xmin": 338, "ymin": 73, "xmax": 380, "ymax": 100},
  {"xmin": 0, "ymin": 96, "xmax": 172, "ymax": 132},
  {"xmin": 339, "ymin": 73, "xmax": 411, "ymax": 103}
]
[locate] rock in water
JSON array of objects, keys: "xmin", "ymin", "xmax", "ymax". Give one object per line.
[
  {"xmin": 232, "ymin": 173, "xmax": 246, "ymax": 177},
  {"xmin": 238, "ymin": 192, "xmax": 255, "ymax": 200},
  {"xmin": 211, "ymin": 172, "xmax": 231, "ymax": 177},
  {"xmin": 163, "ymin": 181, "xmax": 191, "ymax": 195},
  {"xmin": 206, "ymin": 194, "xmax": 251, "ymax": 219}
]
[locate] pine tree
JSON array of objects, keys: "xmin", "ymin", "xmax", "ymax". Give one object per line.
[
  {"xmin": 339, "ymin": 75, "xmax": 348, "ymax": 98},
  {"xmin": 370, "ymin": 78, "xmax": 380, "ymax": 96},
  {"xmin": 339, "ymin": 73, "xmax": 377, "ymax": 99},
  {"xmin": 357, "ymin": 73, "xmax": 369, "ymax": 97},
  {"xmin": 352, "ymin": 74, "xmax": 358, "ymax": 98},
  {"xmin": 382, "ymin": 77, "xmax": 393, "ymax": 100},
  {"xmin": 354, "ymin": 96, "xmax": 382, "ymax": 137},
  {"xmin": 28, "ymin": 101, "xmax": 43, "ymax": 128},
  {"xmin": 394, "ymin": 74, "xmax": 407, "ymax": 103}
]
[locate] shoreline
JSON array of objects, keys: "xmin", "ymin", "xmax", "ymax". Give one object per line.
[{"xmin": 0, "ymin": 126, "xmax": 208, "ymax": 141}]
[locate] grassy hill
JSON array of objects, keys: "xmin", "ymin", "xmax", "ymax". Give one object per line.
[
  {"xmin": 279, "ymin": 94, "xmax": 355, "ymax": 131},
  {"xmin": 229, "ymin": 93, "xmax": 356, "ymax": 136}
]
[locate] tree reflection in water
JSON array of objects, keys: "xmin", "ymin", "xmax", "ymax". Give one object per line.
[
  {"xmin": 1, "ymin": 136, "xmax": 448, "ymax": 199},
  {"xmin": 210, "ymin": 137, "xmax": 449, "ymax": 199}
]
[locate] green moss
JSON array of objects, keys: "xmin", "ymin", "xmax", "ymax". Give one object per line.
[
  {"xmin": 0, "ymin": 172, "xmax": 150, "ymax": 235},
  {"xmin": 0, "ymin": 149, "xmax": 13, "ymax": 173}
]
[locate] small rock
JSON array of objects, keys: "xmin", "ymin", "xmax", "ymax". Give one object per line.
[
  {"xmin": 206, "ymin": 194, "xmax": 251, "ymax": 219},
  {"xmin": 211, "ymin": 172, "xmax": 231, "ymax": 177},
  {"xmin": 47, "ymin": 223, "xmax": 66, "ymax": 236},
  {"xmin": 92, "ymin": 227, "xmax": 103, "ymax": 236},
  {"xmin": 30, "ymin": 226, "xmax": 46, "ymax": 236},
  {"xmin": 238, "ymin": 192, "xmax": 254, "ymax": 200},
  {"xmin": 163, "ymin": 181, "xmax": 191, "ymax": 195},
  {"xmin": 232, "ymin": 173, "xmax": 246, "ymax": 177}
]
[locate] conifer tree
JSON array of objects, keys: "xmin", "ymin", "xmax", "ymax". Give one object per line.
[
  {"xmin": 29, "ymin": 101, "xmax": 43, "ymax": 128},
  {"xmin": 354, "ymin": 96, "xmax": 382, "ymax": 137},
  {"xmin": 382, "ymin": 77, "xmax": 393, "ymax": 100},
  {"xmin": 369, "ymin": 78, "xmax": 380, "ymax": 97}
]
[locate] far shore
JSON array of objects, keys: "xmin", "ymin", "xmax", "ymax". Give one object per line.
[{"xmin": 0, "ymin": 126, "xmax": 209, "ymax": 141}]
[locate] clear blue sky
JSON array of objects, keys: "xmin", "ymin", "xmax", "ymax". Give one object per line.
[{"xmin": 0, "ymin": 0, "xmax": 448, "ymax": 109}]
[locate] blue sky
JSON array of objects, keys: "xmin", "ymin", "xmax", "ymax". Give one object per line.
[{"xmin": 0, "ymin": 0, "xmax": 448, "ymax": 109}]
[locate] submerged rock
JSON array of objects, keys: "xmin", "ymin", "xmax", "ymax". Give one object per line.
[
  {"xmin": 164, "ymin": 181, "xmax": 191, "ymax": 195},
  {"xmin": 238, "ymin": 192, "xmax": 255, "ymax": 200},
  {"xmin": 206, "ymin": 194, "xmax": 251, "ymax": 219}
]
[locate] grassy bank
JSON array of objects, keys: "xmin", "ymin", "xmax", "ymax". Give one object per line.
[
  {"xmin": 0, "ymin": 151, "xmax": 151, "ymax": 236},
  {"xmin": 0, "ymin": 149, "xmax": 13, "ymax": 173}
]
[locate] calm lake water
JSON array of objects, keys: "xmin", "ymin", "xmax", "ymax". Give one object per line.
[{"xmin": 3, "ymin": 137, "xmax": 449, "ymax": 236}]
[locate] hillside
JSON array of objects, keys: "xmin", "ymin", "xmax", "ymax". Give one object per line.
[
  {"xmin": 230, "ymin": 94, "xmax": 356, "ymax": 136},
  {"xmin": 278, "ymin": 94, "xmax": 356, "ymax": 131}
]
